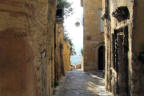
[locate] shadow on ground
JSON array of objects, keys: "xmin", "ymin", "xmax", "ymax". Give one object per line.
[{"xmin": 53, "ymin": 69, "xmax": 112, "ymax": 96}]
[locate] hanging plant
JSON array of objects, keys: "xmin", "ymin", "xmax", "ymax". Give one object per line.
[
  {"xmin": 57, "ymin": 0, "xmax": 71, "ymax": 8},
  {"xmin": 57, "ymin": 0, "xmax": 73, "ymax": 17}
]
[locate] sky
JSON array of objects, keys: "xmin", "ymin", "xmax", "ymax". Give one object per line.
[{"xmin": 64, "ymin": 0, "xmax": 83, "ymax": 57}]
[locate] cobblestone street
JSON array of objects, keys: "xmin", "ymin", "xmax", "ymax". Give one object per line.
[{"xmin": 54, "ymin": 70, "xmax": 112, "ymax": 96}]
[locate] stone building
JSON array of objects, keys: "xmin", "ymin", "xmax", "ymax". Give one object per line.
[
  {"xmin": 103, "ymin": 0, "xmax": 144, "ymax": 95},
  {"xmin": 0, "ymin": 0, "xmax": 57, "ymax": 96},
  {"xmin": 62, "ymin": 40, "xmax": 71, "ymax": 73},
  {"xmin": 54, "ymin": 13, "xmax": 71, "ymax": 85},
  {"xmin": 54, "ymin": 22, "xmax": 64, "ymax": 82},
  {"xmin": 83, "ymin": 0, "xmax": 105, "ymax": 71}
]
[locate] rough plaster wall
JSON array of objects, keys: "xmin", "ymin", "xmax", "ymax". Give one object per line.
[
  {"xmin": 47, "ymin": 0, "xmax": 57, "ymax": 95},
  {"xmin": 0, "ymin": 30, "xmax": 37, "ymax": 96},
  {"xmin": 103, "ymin": 0, "xmax": 112, "ymax": 91},
  {"xmin": 0, "ymin": 0, "xmax": 46, "ymax": 96},
  {"xmin": 63, "ymin": 41, "xmax": 71, "ymax": 73},
  {"xmin": 83, "ymin": 0, "xmax": 104, "ymax": 71},
  {"xmin": 0, "ymin": 0, "xmax": 57, "ymax": 96},
  {"xmin": 54, "ymin": 21, "xmax": 71, "ymax": 82},
  {"xmin": 55, "ymin": 23, "xmax": 64, "ymax": 81}
]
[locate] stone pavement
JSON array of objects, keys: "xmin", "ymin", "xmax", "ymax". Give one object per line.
[{"xmin": 53, "ymin": 69, "xmax": 112, "ymax": 96}]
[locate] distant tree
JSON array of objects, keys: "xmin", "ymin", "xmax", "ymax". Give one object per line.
[{"xmin": 81, "ymin": 48, "xmax": 83, "ymax": 56}]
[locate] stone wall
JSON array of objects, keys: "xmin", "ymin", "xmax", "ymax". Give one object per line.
[
  {"xmin": 54, "ymin": 22, "xmax": 64, "ymax": 82},
  {"xmin": 62, "ymin": 41, "xmax": 71, "ymax": 73},
  {"xmin": 47, "ymin": 0, "xmax": 57, "ymax": 95},
  {"xmin": 0, "ymin": 0, "xmax": 57, "ymax": 96},
  {"xmin": 54, "ymin": 21, "xmax": 71, "ymax": 84},
  {"xmin": 81, "ymin": 56, "xmax": 84, "ymax": 71},
  {"xmin": 103, "ymin": 0, "xmax": 144, "ymax": 95},
  {"xmin": 83, "ymin": 0, "xmax": 104, "ymax": 71}
]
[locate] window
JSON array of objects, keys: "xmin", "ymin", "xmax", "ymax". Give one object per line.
[{"xmin": 99, "ymin": 9, "xmax": 104, "ymax": 32}]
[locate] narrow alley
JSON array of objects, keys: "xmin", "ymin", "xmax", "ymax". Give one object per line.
[
  {"xmin": 54, "ymin": 70, "xmax": 111, "ymax": 96},
  {"xmin": 0, "ymin": 0, "xmax": 144, "ymax": 96}
]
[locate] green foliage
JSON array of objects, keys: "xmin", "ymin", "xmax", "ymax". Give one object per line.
[
  {"xmin": 64, "ymin": 33, "xmax": 76, "ymax": 55},
  {"xmin": 81, "ymin": 48, "xmax": 83, "ymax": 56},
  {"xmin": 57, "ymin": 0, "xmax": 71, "ymax": 8},
  {"xmin": 54, "ymin": 81, "xmax": 59, "ymax": 87},
  {"xmin": 57, "ymin": 0, "xmax": 73, "ymax": 17}
]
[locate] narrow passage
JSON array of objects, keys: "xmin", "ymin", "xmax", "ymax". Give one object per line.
[{"xmin": 54, "ymin": 70, "xmax": 112, "ymax": 96}]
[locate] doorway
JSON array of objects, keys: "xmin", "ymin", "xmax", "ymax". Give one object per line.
[
  {"xmin": 98, "ymin": 46, "xmax": 105, "ymax": 70},
  {"xmin": 113, "ymin": 26, "xmax": 129, "ymax": 96}
]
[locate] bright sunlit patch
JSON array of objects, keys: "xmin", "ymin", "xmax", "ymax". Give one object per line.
[{"xmin": 64, "ymin": 0, "xmax": 83, "ymax": 65}]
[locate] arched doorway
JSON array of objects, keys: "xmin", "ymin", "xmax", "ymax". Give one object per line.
[{"xmin": 98, "ymin": 46, "xmax": 105, "ymax": 70}]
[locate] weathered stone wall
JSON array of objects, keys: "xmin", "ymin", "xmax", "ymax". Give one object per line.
[
  {"xmin": 47, "ymin": 0, "xmax": 57, "ymax": 95},
  {"xmin": 81, "ymin": 56, "xmax": 84, "ymax": 71},
  {"xmin": 103, "ymin": 0, "xmax": 134, "ymax": 95},
  {"xmin": 62, "ymin": 41, "xmax": 71, "ymax": 73},
  {"xmin": 54, "ymin": 22, "xmax": 64, "ymax": 82},
  {"xmin": 83, "ymin": 0, "xmax": 104, "ymax": 71},
  {"xmin": 75, "ymin": 64, "xmax": 81, "ymax": 69},
  {"xmin": 102, "ymin": 0, "xmax": 112, "ymax": 92},
  {"xmin": 103, "ymin": 0, "xmax": 144, "ymax": 95},
  {"xmin": 54, "ymin": 21, "xmax": 71, "ymax": 83},
  {"xmin": 0, "ymin": 0, "xmax": 57, "ymax": 96}
]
